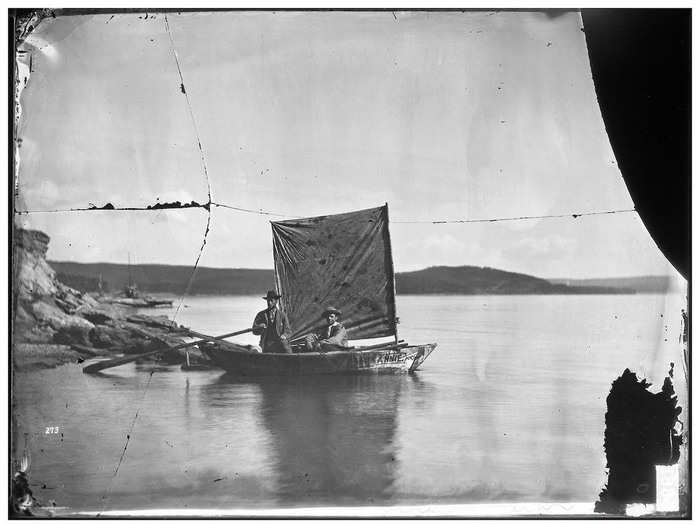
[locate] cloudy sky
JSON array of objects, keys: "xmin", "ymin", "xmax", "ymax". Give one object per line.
[{"xmin": 15, "ymin": 10, "xmax": 678, "ymax": 279}]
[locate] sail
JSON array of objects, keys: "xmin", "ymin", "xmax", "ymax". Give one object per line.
[{"xmin": 271, "ymin": 205, "xmax": 397, "ymax": 340}]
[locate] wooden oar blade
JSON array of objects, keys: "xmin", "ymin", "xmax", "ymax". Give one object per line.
[
  {"xmin": 82, "ymin": 327, "xmax": 253, "ymax": 374},
  {"xmin": 83, "ymin": 352, "xmax": 157, "ymax": 374}
]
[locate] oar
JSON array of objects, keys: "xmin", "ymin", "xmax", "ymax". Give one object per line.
[
  {"xmin": 315, "ymin": 341, "xmax": 408, "ymax": 353},
  {"xmin": 173, "ymin": 327, "xmax": 258, "ymax": 354},
  {"xmin": 353, "ymin": 339, "xmax": 405, "ymax": 351},
  {"xmin": 352, "ymin": 342, "xmax": 409, "ymax": 352},
  {"xmin": 82, "ymin": 328, "xmax": 254, "ymax": 374}
]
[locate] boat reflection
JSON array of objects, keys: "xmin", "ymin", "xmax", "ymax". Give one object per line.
[{"xmin": 212, "ymin": 373, "xmax": 409, "ymax": 506}]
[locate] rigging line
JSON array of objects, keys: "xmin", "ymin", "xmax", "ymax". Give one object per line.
[
  {"xmin": 96, "ymin": 369, "xmax": 155, "ymax": 518},
  {"xmin": 210, "ymin": 201, "xmax": 300, "ymax": 218},
  {"xmin": 391, "ymin": 208, "xmax": 637, "ymax": 224},
  {"xmin": 163, "ymin": 13, "xmax": 213, "ymax": 326}
]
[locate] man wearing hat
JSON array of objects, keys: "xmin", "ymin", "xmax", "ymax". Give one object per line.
[
  {"xmin": 305, "ymin": 306, "xmax": 349, "ymax": 352},
  {"xmin": 252, "ymin": 290, "xmax": 293, "ymax": 353}
]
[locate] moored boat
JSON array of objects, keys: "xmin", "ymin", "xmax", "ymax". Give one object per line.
[
  {"xmin": 105, "ymin": 258, "xmax": 174, "ymax": 308},
  {"xmin": 110, "ymin": 297, "xmax": 174, "ymax": 308},
  {"xmin": 203, "ymin": 205, "xmax": 437, "ymax": 375}
]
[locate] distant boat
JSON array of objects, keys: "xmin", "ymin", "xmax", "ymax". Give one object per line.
[
  {"xmin": 203, "ymin": 205, "xmax": 437, "ymax": 375},
  {"xmin": 110, "ymin": 296, "xmax": 174, "ymax": 308},
  {"xmin": 108, "ymin": 283, "xmax": 173, "ymax": 307},
  {"xmin": 105, "ymin": 259, "xmax": 174, "ymax": 308}
]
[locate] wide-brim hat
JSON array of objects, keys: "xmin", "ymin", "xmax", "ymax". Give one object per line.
[
  {"xmin": 263, "ymin": 290, "xmax": 282, "ymax": 300},
  {"xmin": 322, "ymin": 306, "xmax": 342, "ymax": 317}
]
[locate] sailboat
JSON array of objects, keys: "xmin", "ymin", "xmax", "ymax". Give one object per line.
[
  {"xmin": 108, "ymin": 253, "xmax": 174, "ymax": 308},
  {"xmin": 202, "ymin": 205, "xmax": 437, "ymax": 375}
]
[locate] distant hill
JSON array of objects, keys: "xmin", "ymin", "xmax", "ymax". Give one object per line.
[
  {"xmin": 548, "ymin": 276, "xmax": 678, "ymax": 294},
  {"xmin": 395, "ymin": 266, "xmax": 625, "ymax": 295},
  {"xmin": 50, "ymin": 262, "xmax": 274, "ymax": 295},
  {"xmin": 50, "ymin": 261, "xmax": 634, "ymax": 296}
]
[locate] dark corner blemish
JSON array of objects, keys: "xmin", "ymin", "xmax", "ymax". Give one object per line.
[{"xmin": 595, "ymin": 368, "xmax": 683, "ymax": 515}]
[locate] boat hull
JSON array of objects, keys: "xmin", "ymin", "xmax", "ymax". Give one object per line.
[
  {"xmin": 110, "ymin": 298, "xmax": 173, "ymax": 307},
  {"xmin": 202, "ymin": 343, "xmax": 437, "ymax": 376}
]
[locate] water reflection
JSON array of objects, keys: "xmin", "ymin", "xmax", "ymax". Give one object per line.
[
  {"xmin": 13, "ymin": 295, "xmax": 682, "ymax": 512},
  {"xmin": 210, "ymin": 374, "xmax": 407, "ymax": 506}
]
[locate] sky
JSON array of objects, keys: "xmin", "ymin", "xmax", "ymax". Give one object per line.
[{"xmin": 15, "ymin": 10, "xmax": 680, "ymax": 280}]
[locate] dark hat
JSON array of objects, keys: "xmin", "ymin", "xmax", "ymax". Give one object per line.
[
  {"xmin": 323, "ymin": 306, "xmax": 342, "ymax": 317},
  {"xmin": 263, "ymin": 290, "xmax": 282, "ymax": 300}
]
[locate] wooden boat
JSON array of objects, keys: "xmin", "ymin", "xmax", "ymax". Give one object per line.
[
  {"xmin": 203, "ymin": 342, "xmax": 436, "ymax": 376},
  {"xmin": 106, "ymin": 257, "xmax": 173, "ymax": 307},
  {"xmin": 110, "ymin": 297, "xmax": 173, "ymax": 308},
  {"xmin": 202, "ymin": 205, "xmax": 437, "ymax": 375}
]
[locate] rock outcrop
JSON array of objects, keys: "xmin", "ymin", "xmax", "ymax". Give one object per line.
[
  {"xmin": 13, "ymin": 228, "xmax": 96, "ymax": 346},
  {"xmin": 12, "ymin": 227, "xmax": 207, "ymax": 370}
]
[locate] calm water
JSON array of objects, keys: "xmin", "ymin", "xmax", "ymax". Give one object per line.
[{"xmin": 13, "ymin": 294, "xmax": 687, "ymax": 514}]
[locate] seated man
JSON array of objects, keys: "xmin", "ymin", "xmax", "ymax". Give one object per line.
[
  {"xmin": 252, "ymin": 290, "xmax": 293, "ymax": 353},
  {"xmin": 305, "ymin": 306, "xmax": 349, "ymax": 352}
]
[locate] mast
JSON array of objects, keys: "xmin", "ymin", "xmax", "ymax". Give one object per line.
[
  {"xmin": 384, "ymin": 203, "xmax": 399, "ymax": 343},
  {"xmin": 127, "ymin": 252, "xmax": 132, "ymax": 288}
]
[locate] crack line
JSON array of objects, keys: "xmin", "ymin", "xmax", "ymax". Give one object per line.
[
  {"xmin": 163, "ymin": 13, "xmax": 213, "ymax": 326},
  {"xmin": 14, "ymin": 201, "xmax": 637, "ymax": 225},
  {"xmin": 163, "ymin": 14, "xmax": 212, "ymax": 206},
  {"xmin": 96, "ymin": 369, "xmax": 154, "ymax": 518},
  {"xmin": 15, "ymin": 201, "xmax": 211, "ymax": 214}
]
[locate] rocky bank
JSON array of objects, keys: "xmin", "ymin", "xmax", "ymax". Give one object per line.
[{"xmin": 12, "ymin": 228, "xmax": 206, "ymax": 371}]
